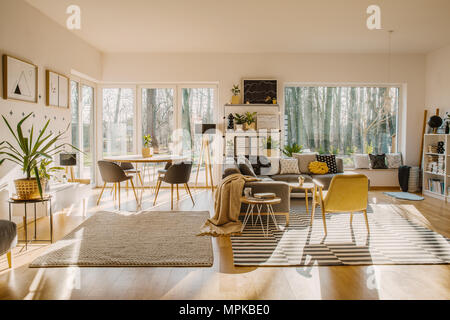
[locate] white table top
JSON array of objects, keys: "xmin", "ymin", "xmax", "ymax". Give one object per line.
[{"xmin": 103, "ymin": 154, "xmax": 187, "ymax": 163}]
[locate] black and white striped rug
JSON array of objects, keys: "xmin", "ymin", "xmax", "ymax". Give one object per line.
[{"xmin": 231, "ymin": 205, "xmax": 450, "ymax": 266}]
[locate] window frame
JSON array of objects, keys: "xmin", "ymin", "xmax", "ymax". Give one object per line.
[{"xmin": 282, "ymin": 82, "xmax": 403, "ymax": 160}]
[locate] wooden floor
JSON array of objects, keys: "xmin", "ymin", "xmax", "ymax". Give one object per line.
[{"xmin": 0, "ymin": 186, "xmax": 449, "ymax": 300}]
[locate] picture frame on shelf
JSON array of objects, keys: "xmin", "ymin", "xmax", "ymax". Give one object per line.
[
  {"xmin": 2, "ymin": 54, "xmax": 38, "ymax": 103},
  {"xmin": 242, "ymin": 79, "xmax": 277, "ymax": 104},
  {"xmin": 46, "ymin": 70, "xmax": 69, "ymax": 108}
]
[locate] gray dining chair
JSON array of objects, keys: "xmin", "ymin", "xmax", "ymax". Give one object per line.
[
  {"xmin": 0, "ymin": 220, "xmax": 17, "ymax": 269},
  {"xmin": 97, "ymin": 160, "xmax": 138, "ymax": 210},
  {"xmin": 153, "ymin": 161, "xmax": 195, "ymax": 210},
  {"xmin": 120, "ymin": 162, "xmax": 144, "ymax": 193}
]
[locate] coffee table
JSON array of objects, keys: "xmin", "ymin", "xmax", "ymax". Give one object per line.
[
  {"xmin": 240, "ymin": 196, "xmax": 281, "ymax": 237},
  {"xmin": 288, "ymin": 182, "xmax": 315, "ymax": 213}
]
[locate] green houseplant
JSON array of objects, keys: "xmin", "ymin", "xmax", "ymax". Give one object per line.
[
  {"xmin": 231, "ymin": 84, "xmax": 240, "ymax": 104},
  {"xmin": 244, "ymin": 112, "xmax": 257, "ymax": 131},
  {"xmin": 34, "ymin": 159, "xmax": 64, "ymax": 189},
  {"xmin": 283, "ymin": 143, "xmax": 303, "ymax": 157},
  {"xmin": 233, "ymin": 113, "xmax": 246, "ymax": 131},
  {"xmin": 142, "ymin": 134, "xmax": 152, "ymax": 158},
  {"xmin": 263, "ymin": 136, "xmax": 278, "ymax": 157},
  {"xmin": 0, "ymin": 112, "xmax": 78, "ymax": 199}
]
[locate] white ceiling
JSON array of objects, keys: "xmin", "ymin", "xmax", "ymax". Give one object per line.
[{"xmin": 26, "ymin": 0, "xmax": 450, "ymax": 54}]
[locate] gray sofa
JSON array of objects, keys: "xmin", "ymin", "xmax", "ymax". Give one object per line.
[{"xmin": 223, "ymin": 155, "xmax": 346, "ymax": 216}]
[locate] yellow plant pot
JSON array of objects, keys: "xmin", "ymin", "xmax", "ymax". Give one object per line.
[
  {"xmin": 231, "ymin": 96, "xmax": 240, "ymax": 104},
  {"xmin": 14, "ymin": 178, "xmax": 47, "ymax": 200},
  {"xmin": 266, "ymin": 149, "xmax": 272, "ymax": 157},
  {"xmin": 244, "ymin": 123, "xmax": 256, "ymax": 131},
  {"xmin": 142, "ymin": 147, "xmax": 152, "ymax": 158}
]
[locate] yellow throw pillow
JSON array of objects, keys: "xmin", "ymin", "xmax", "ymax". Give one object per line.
[{"xmin": 308, "ymin": 161, "xmax": 329, "ymax": 175}]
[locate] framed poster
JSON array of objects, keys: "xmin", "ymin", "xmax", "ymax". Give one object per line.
[
  {"xmin": 242, "ymin": 79, "xmax": 277, "ymax": 104},
  {"xmin": 2, "ymin": 54, "xmax": 38, "ymax": 103},
  {"xmin": 46, "ymin": 70, "xmax": 69, "ymax": 108}
]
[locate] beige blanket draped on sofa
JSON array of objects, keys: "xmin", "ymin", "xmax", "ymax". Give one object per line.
[{"xmin": 198, "ymin": 173, "xmax": 259, "ymax": 237}]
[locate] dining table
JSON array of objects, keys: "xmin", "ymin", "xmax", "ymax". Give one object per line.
[{"xmin": 103, "ymin": 154, "xmax": 187, "ymax": 207}]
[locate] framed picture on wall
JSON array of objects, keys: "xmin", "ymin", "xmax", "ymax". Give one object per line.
[
  {"xmin": 46, "ymin": 70, "xmax": 69, "ymax": 108},
  {"xmin": 2, "ymin": 54, "xmax": 38, "ymax": 103},
  {"xmin": 242, "ymin": 79, "xmax": 277, "ymax": 104}
]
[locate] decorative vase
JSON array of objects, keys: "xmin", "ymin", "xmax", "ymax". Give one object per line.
[
  {"xmin": 14, "ymin": 178, "xmax": 47, "ymax": 200},
  {"xmin": 244, "ymin": 123, "xmax": 256, "ymax": 131},
  {"xmin": 142, "ymin": 147, "xmax": 152, "ymax": 158},
  {"xmin": 227, "ymin": 114, "xmax": 235, "ymax": 130},
  {"xmin": 298, "ymin": 176, "xmax": 304, "ymax": 186},
  {"xmin": 231, "ymin": 96, "xmax": 240, "ymax": 104},
  {"xmin": 235, "ymin": 124, "xmax": 244, "ymax": 131},
  {"xmin": 272, "ymin": 99, "xmax": 277, "ymax": 104}
]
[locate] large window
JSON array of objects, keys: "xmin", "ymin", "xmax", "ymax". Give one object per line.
[
  {"xmin": 284, "ymin": 86, "xmax": 399, "ymax": 165},
  {"xmin": 71, "ymin": 81, "xmax": 95, "ymax": 181},
  {"xmin": 102, "ymin": 88, "xmax": 135, "ymax": 157},
  {"xmin": 141, "ymin": 88, "xmax": 174, "ymax": 154}
]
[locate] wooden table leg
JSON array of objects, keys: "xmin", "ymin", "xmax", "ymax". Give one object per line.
[{"xmin": 305, "ymin": 189, "xmax": 309, "ymax": 213}]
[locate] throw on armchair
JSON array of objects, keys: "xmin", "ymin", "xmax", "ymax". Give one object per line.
[{"xmin": 311, "ymin": 174, "xmax": 370, "ymax": 235}]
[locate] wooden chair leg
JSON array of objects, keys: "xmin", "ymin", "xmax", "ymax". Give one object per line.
[
  {"xmin": 97, "ymin": 182, "xmax": 107, "ymax": 205},
  {"xmin": 126, "ymin": 180, "xmax": 129, "ymax": 196},
  {"xmin": 363, "ymin": 209, "xmax": 370, "ymax": 233},
  {"xmin": 176, "ymin": 184, "xmax": 180, "ymax": 201},
  {"xmin": 310, "ymin": 185, "xmax": 317, "ymax": 226},
  {"xmin": 6, "ymin": 251, "xmax": 12, "ymax": 269},
  {"xmin": 129, "ymin": 179, "xmax": 139, "ymax": 205},
  {"xmin": 118, "ymin": 182, "xmax": 121, "ymax": 210},
  {"xmin": 153, "ymin": 180, "xmax": 161, "ymax": 206},
  {"xmin": 185, "ymin": 183, "xmax": 195, "ymax": 206},
  {"xmin": 138, "ymin": 173, "xmax": 144, "ymax": 188},
  {"xmin": 170, "ymin": 184, "xmax": 174, "ymax": 210},
  {"xmin": 321, "ymin": 207, "xmax": 327, "ymax": 235}
]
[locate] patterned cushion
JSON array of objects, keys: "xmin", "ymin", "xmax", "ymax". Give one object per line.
[
  {"xmin": 279, "ymin": 158, "xmax": 300, "ymax": 174},
  {"xmin": 316, "ymin": 154, "xmax": 338, "ymax": 174},
  {"xmin": 369, "ymin": 154, "xmax": 388, "ymax": 169},
  {"xmin": 386, "ymin": 153, "xmax": 402, "ymax": 169},
  {"xmin": 353, "ymin": 154, "xmax": 370, "ymax": 169}
]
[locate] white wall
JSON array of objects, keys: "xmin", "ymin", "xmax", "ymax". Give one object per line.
[
  {"xmin": 102, "ymin": 52, "xmax": 426, "ymax": 166},
  {"xmin": 426, "ymin": 44, "xmax": 450, "ymax": 117},
  {"xmin": 0, "ymin": 0, "xmax": 102, "ymax": 220}
]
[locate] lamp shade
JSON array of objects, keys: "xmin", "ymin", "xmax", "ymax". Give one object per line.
[
  {"xmin": 59, "ymin": 153, "xmax": 77, "ymax": 166},
  {"xmin": 195, "ymin": 123, "xmax": 216, "ymax": 134}
]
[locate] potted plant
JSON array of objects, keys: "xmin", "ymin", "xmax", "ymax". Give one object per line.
[
  {"xmin": 34, "ymin": 159, "xmax": 64, "ymax": 191},
  {"xmin": 233, "ymin": 113, "xmax": 246, "ymax": 131},
  {"xmin": 282, "ymin": 143, "xmax": 303, "ymax": 157},
  {"xmin": 0, "ymin": 113, "xmax": 79, "ymax": 200},
  {"xmin": 263, "ymin": 136, "xmax": 278, "ymax": 157},
  {"xmin": 142, "ymin": 134, "xmax": 152, "ymax": 158},
  {"xmin": 231, "ymin": 84, "xmax": 240, "ymax": 105},
  {"xmin": 244, "ymin": 112, "xmax": 257, "ymax": 131}
]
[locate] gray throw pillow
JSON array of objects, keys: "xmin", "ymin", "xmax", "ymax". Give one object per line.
[
  {"xmin": 369, "ymin": 154, "xmax": 388, "ymax": 169},
  {"xmin": 237, "ymin": 157, "xmax": 256, "ymax": 177},
  {"xmin": 292, "ymin": 153, "xmax": 317, "ymax": 174}
]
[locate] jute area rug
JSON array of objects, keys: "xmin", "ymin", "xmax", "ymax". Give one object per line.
[{"xmin": 30, "ymin": 211, "xmax": 213, "ymax": 267}]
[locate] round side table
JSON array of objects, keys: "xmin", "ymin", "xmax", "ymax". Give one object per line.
[
  {"xmin": 8, "ymin": 196, "xmax": 53, "ymax": 250},
  {"xmin": 240, "ymin": 196, "xmax": 281, "ymax": 237},
  {"xmin": 288, "ymin": 182, "xmax": 315, "ymax": 213}
]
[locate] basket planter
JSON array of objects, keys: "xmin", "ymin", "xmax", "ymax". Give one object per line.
[
  {"xmin": 14, "ymin": 178, "xmax": 47, "ymax": 200},
  {"xmin": 142, "ymin": 147, "xmax": 152, "ymax": 158},
  {"xmin": 244, "ymin": 123, "xmax": 256, "ymax": 131}
]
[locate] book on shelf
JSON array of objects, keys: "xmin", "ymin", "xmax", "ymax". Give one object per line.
[{"xmin": 427, "ymin": 178, "xmax": 445, "ymax": 195}]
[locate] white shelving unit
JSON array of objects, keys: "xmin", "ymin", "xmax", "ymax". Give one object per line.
[
  {"xmin": 223, "ymin": 104, "xmax": 282, "ymax": 160},
  {"xmin": 422, "ymin": 134, "xmax": 449, "ymax": 202}
]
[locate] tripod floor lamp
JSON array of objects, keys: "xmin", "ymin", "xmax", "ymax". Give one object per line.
[{"xmin": 194, "ymin": 124, "xmax": 216, "ymax": 191}]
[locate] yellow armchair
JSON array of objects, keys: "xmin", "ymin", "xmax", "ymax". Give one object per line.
[{"xmin": 311, "ymin": 174, "xmax": 370, "ymax": 235}]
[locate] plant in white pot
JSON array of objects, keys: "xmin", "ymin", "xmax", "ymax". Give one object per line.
[
  {"xmin": 142, "ymin": 134, "xmax": 153, "ymax": 158},
  {"xmin": 233, "ymin": 113, "xmax": 246, "ymax": 131},
  {"xmin": 0, "ymin": 112, "xmax": 79, "ymax": 200}
]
